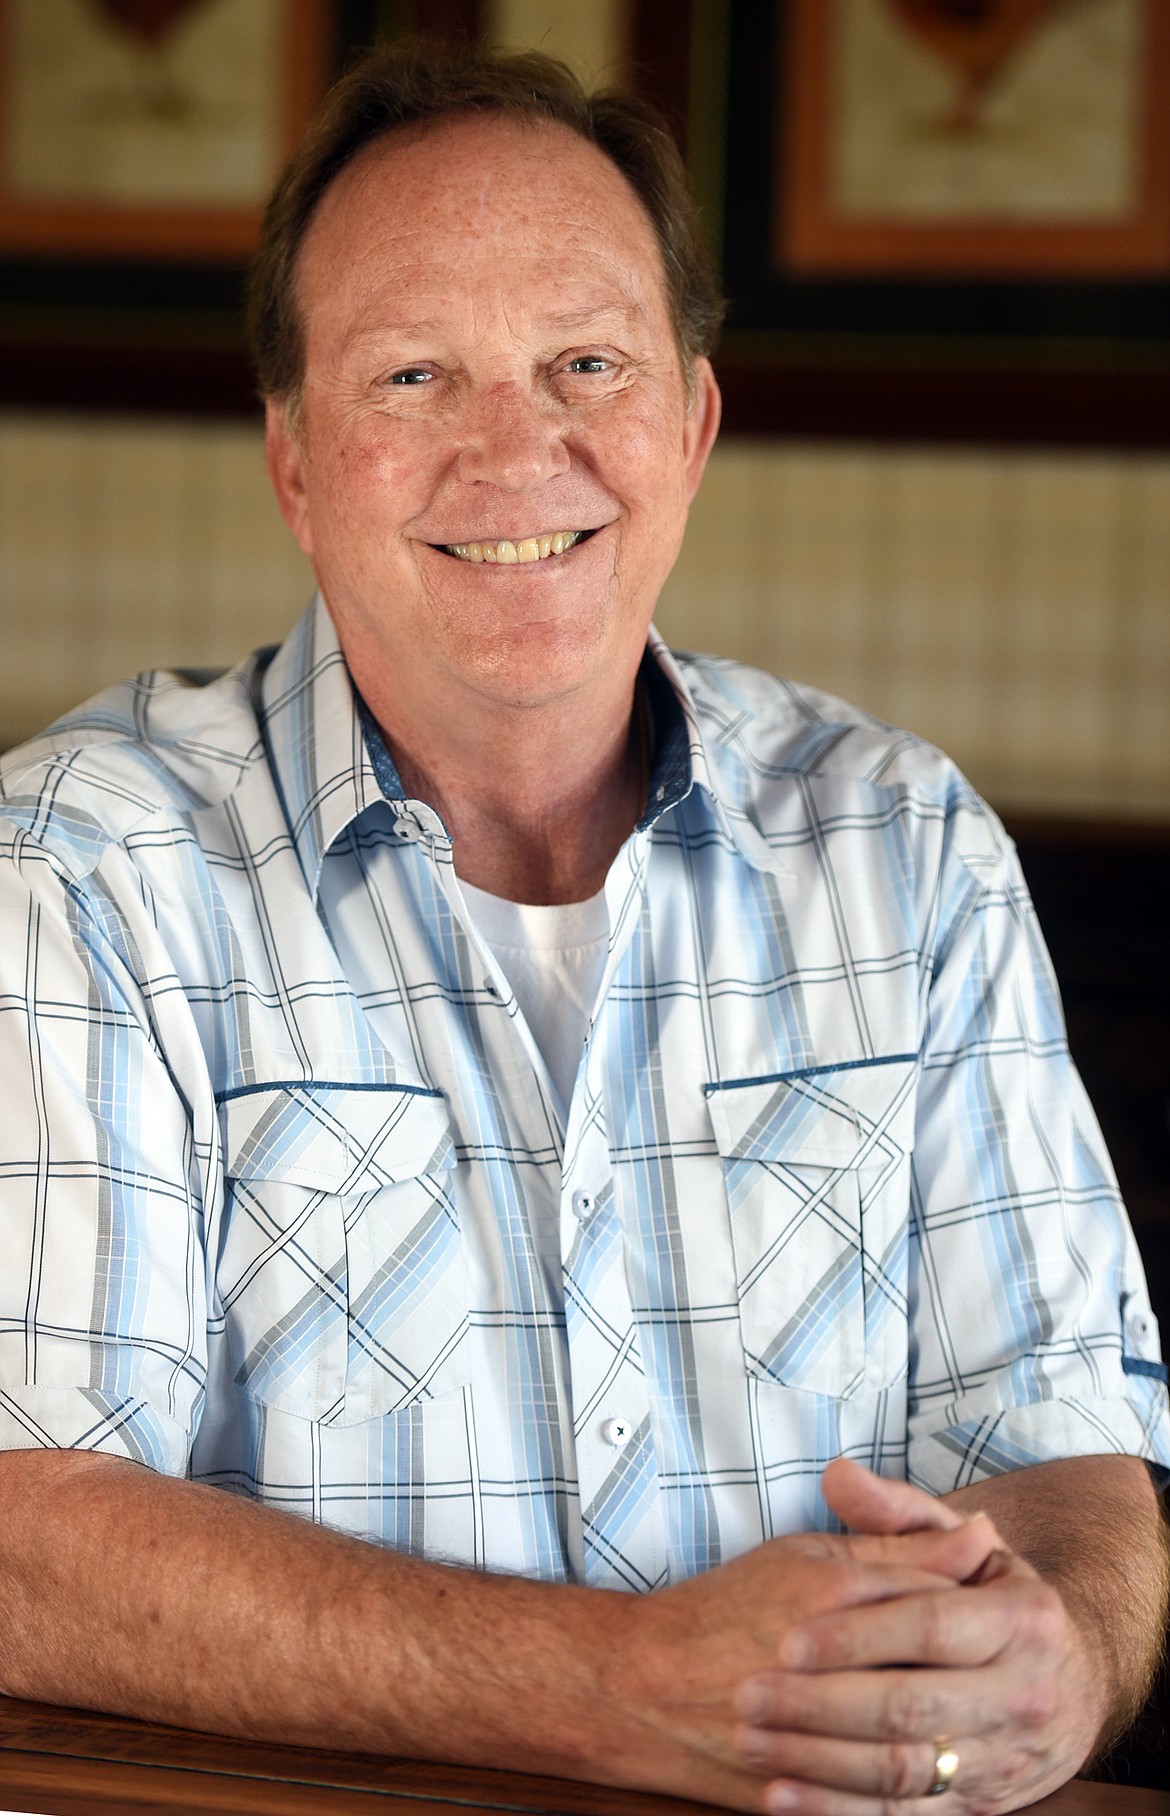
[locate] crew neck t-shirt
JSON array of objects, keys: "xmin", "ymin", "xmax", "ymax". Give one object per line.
[{"xmin": 457, "ymin": 877, "xmax": 609, "ymax": 1120}]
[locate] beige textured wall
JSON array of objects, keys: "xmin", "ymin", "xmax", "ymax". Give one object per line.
[
  {"xmin": 1, "ymin": 412, "xmax": 1166, "ymax": 819},
  {"xmin": 0, "ymin": 413, "xmax": 311, "ymax": 747},
  {"xmin": 657, "ymin": 442, "xmax": 1170, "ymax": 820}
]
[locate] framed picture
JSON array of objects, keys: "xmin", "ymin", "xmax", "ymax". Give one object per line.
[
  {"xmin": 780, "ymin": 0, "xmax": 1170, "ymax": 278},
  {"xmin": 0, "ymin": 0, "xmax": 332, "ymax": 259},
  {"xmin": 0, "ymin": 0, "xmax": 481, "ymax": 412},
  {"xmin": 629, "ymin": 0, "xmax": 1170, "ymax": 445}
]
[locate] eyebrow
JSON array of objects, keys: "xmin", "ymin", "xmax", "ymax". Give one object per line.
[
  {"xmin": 340, "ymin": 319, "xmax": 446, "ymax": 349},
  {"xmin": 541, "ymin": 303, "xmax": 645, "ymax": 332},
  {"xmin": 340, "ymin": 300, "xmax": 647, "ymax": 352}
]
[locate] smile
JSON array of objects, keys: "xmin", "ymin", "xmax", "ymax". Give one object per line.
[{"xmin": 440, "ymin": 530, "xmax": 589, "ymax": 564}]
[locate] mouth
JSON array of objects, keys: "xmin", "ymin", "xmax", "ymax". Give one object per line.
[{"xmin": 435, "ymin": 528, "xmax": 599, "ymax": 565}]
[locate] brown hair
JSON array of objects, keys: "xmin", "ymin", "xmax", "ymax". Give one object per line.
[{"xmin": 247, "ymin": 40, "xmax": 725, "ymax": 405}]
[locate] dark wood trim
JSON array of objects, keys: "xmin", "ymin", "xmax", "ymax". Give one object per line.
[
  {"xmin": 0, "ymin": 335, "xmax": 259, "ymax": 418},
  {"xmin": 2, "ymin": 1698, "xmax": 1169, "ymax": 1814},
  {"xmin": 711, "ymin": 354, "xmax": 1170, "ymax": 448},
  {"xmin": 627, "ymin": 0, "xmax": 694, "ymax": 153},
  {"xmin": 413, "ymin": 0, "xmax": 484, "ymax": 38},
  {"xmin": 7, "ymin": 333, "xmax": 1170, "ymax": 447}
]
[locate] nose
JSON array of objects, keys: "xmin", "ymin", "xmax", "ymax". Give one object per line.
[{"xmin": 455, "ymin": 382, "xmax": 571, "ymax": 491}]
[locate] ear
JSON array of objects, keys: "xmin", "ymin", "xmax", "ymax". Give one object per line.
[
  {"xmin": 265, "ymin": 397, "xmax": 314, "ymax": 556},
  {"xmin": 681, "ymin": 357, "xmax": 721, "ymax": 502}
]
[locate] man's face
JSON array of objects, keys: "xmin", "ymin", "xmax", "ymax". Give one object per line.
[{"xmin": 266, "ymin": 112, "xmax": 720, "ymax": 721}]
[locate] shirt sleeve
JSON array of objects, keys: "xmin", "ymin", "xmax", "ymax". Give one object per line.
[
  {"xmin": 905, "ymin": 795, "xmax": 1170, "ymax": 1491},
  {"xmin": 0, "ymin": 823, "xmax": 207, "ymax": 1473}
]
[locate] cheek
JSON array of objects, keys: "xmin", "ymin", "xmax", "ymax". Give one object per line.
[
  {"xmin": 606, "ymin": 399, "xmax": 691, "ymax": 511},
  {"xmin": 311, "ymin": 420, "xmax": 434, "ymax": 542}
]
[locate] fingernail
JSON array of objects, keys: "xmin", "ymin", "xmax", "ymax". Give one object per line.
[{"xmin": 766, "ymin": 1784, "xmax": 800, "ymax": 1813}]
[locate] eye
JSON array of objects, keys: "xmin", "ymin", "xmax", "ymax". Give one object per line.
[
  {"xmin": 565, "ymin": 356, "xmax": 612, "ymax": 376},
  {"xmin": 385, "ymin": 367, "xmax": 433, "ymax": 386}
]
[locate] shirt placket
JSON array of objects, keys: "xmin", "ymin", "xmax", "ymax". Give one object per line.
[
  {"xmin": 558, "ymin": 832, "xmax": 666, "ymax": 1592},
  {"xmin": 404, "ymin": 819, "xmax": 669, "ymax": 1590}
]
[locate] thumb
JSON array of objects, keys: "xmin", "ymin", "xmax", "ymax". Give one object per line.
[
  {"xmin": 822, "ymin": 1456, "xmax": 965, "ymax": 1534},
  {"xmin": 825, "ymin": 1460, "xmax": 1002, "ymax": 1583}
]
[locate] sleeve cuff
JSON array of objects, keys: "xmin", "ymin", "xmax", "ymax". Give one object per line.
[{"xmin": 908, "ymin": 1392, "xmax": 1170, "ymax": 1495}]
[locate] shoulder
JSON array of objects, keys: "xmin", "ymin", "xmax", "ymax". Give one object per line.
[
  {"xmin": 0, "ymin": 653, "xmax": 273, "ymax": 881},
  {"xmin": 668, "ymin": 648, "xmax": 1011, "ymax": 877},
  {"xmin": 674, "ymin": 648, "xmax": 953, "ymax": 789}
]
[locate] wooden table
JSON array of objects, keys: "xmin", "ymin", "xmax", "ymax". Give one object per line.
[{"xmin": 0, "ymin": 1699, "xmax": 1167, "ymax": 1816}]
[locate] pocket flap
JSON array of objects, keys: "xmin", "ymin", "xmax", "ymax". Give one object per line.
[
  {"xmin": 222, "ymin": 1083, "xmax": 454, "ymax": 1192},
  {"xmin": 706, "ymin": 1056, "xmax": 917, "ymax": 1167}
]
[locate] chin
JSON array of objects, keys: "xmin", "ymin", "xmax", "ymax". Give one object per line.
[{"xmin": 454, "ymin": 620, "xmax": 617, "ymax": 705}]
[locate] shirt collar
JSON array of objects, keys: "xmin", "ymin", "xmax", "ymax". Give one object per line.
[
  {"xmin": 259, "ymin": 596, "xmax": 768, "ymax": 898},
  {"xmin": 258, "ymin": 595, "xmax": 388, "ymax": 896},
  {"xmin": 642, "ymin": 629, "xmax": 770, "ymax": 867}
]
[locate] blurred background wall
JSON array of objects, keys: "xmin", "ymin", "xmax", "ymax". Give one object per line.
[{"xmin": 3, "ymin": 416, "xmax": 1168, "ymax": 817}]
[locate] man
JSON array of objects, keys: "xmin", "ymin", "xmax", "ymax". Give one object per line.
[{"xmin": 0, "ymin": 43, "xmax": 1166, "ymax": 1816}]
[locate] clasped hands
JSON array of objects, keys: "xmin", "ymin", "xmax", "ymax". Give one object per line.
[{"xmin": 622, "ymin": 1459, "xmax": 1105, "ymax": 1816}]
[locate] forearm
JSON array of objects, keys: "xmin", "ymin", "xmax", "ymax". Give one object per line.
[
  {"xmin": 0, "ymin": 1448, "xmax": 633, "ymax": 1780},
  {"xmin": 944, "ymin": 1453, "xmax": 1170, "ymax": 1751},
  {"xmin": 0, "ymin": 1450, "xmax": 1001, "ymax": 1813}
]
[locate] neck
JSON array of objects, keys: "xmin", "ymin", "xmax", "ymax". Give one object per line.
[{"xmin": 367, "ymin": 677, "xmax": 648, "ymax": 906}]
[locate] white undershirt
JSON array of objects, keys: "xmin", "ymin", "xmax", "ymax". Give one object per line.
[{"xmin": 458, "ymin": 878, "xmax": 610, "ymax": 1118}]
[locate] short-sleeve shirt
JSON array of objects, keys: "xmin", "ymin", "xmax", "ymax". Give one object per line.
[{"xmin": 0, "ymin": 596, "xmax": 1165, "ymax": 1590}]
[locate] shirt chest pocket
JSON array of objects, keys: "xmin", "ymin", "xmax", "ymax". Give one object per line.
[
  {"xmin": 706, "ymin": 1058, "xmax": 917, "ymax": 1400},
  {"xmin": 218, "ymin": 1084, "xmax": 468, "ymax": 1426}
]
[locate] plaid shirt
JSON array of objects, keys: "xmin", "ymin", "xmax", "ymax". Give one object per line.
[{"xmin": 1, "ymin": 597, "xmax": 1165, "ymax": 1590}]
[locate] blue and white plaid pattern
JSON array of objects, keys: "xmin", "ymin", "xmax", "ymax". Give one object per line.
[{"xmin": 0, "ymin": 596, "xmax": 1165, "ymax": 1590}]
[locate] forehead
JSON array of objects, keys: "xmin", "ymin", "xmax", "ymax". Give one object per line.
[{"xmin": 294, "ymin": 112, "xmax": 674, "ymax": 345}]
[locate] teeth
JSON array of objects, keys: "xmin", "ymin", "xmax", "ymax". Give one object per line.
[{"xmin": 446, "ymin": 531, "xmax": 584, "ymax": 564}]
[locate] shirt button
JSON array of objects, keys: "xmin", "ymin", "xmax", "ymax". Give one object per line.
[
  {"xmin": 602, "ymin": 1417, "xmax": 633, "ymax": 1447},
  {"xmin": 1131, "ymin": 1313, "xmax": 1152, "ymax": 1340},
  {"xmin": 571, "ymin": 1189, "xmax": 594, "ymax": 1220}
]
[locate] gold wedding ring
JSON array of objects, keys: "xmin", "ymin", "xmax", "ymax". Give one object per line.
[{"xmin": 928, "ymin": 1741, "xmax": 959, "ymax": 1797}]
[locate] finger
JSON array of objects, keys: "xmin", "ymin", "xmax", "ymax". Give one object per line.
[
  {"xmin": 822, "ymin": 1458, "xmax": 966, "ymax": 1535},
  {"xmin": 845, "ymin": 1515, "xmax": 1000, "ymax": 1585},
  {"xmin": 759, "ymin": 1777, "xmax": 951, "ymax": 1816},
  {"xmin": 736, "ymin": 1725, "xmax": 972, "ymax": 1803},
  {"xmin": 775, "ymin": 1579, "xmax": 1018, "ymax": 1672},
  {"xmin": 787, "ymin": 1558, "xmax": 987, "ymax": 1627},
  {"xmin": 735, "ymin": 1664, "xmax": 1014, "ymax": 1745}
]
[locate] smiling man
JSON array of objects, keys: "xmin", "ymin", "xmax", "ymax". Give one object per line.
[
  {"xmin": 262, "ymin": 98, "xmax": 716, "ymax": 906},
  {"xmin": 0, "ymin": 43, "xmax": 1167, "ymax": 1816}
]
